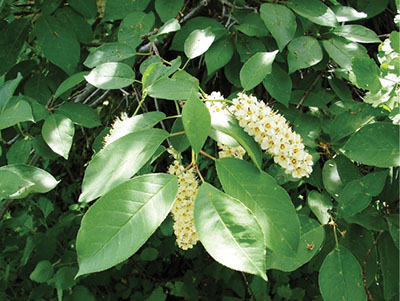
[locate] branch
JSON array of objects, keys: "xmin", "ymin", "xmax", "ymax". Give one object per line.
[
  {"xmin": 296, "ymin": 74, "xmax": 321, "ymax": 109},
  {"xmin": 362, "ymin": 230, "xmax": 384, "ymax": 301}
]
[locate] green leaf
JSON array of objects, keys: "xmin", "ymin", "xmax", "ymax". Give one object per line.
[
  {"xmin": 118, "ymin": 11, "xmax": 155, "ymax": 49},
  {"xmin": 236, "ymin": 36, "xmax": 266, "ymax": 63},
  {"xmin": 263, "ymin": 64, "xmax": 292, "ymax": 107},
  {"xmin": 319, "ymin": 245, "xmax": 366, "ymax": 301},
  {"xmin": 146, "ymin": 77, "xmax": 198, "ymax": 100},
  {"xmin": 342, "ymin": 123, "xmax": 400, "ymax": 168},
  {"xmin": 387, "ymin": 214, "xmax": 399, "ymax": 249},
  {"xmin": 104, "ymin": 111, "xmax": 166, "ymax": 146},
  {"xmin": 216, "ymin": 158, "xmax": 300, "ymax": 257},
  {"xmin": 78, "ymin": 128, "xmax": 168, "ymax": 203},
  {"xmin": 170, "ymin": 118, "xmax": 190, "ymax": 152},
  {"xmin": 142, "ymin": 63, "xmax": 169, "ymax": 90},
  {"xmin": 0, "ymin": 164, "xmax": 59, "ymax": 199},
  {"xmin": 240, "ymin": 51, "xmax": 278, "ymax": 90},
  {"xmin": 84, "ymin": 62, "xmax": 135, "ymax": 90},
  {"xmin": 345, "ymin": 206, "xmax": 388, "ymax": 231},
  {"xmin": 322, "ymin": 155, "xmax": 362, "ymax": 199},
  {"xmin": 30, "ymin": 261, "xmax": 54, "ymax": 283},
  {"xmin": 0, "ymin": 73, "xmax": 23, "ymax": 109},
  {"xmin": 76, "ymin": 173, "xmax": 177, "ymax": 276},
  {"xmin": 54, "ymin": 72, "xmax": 89, "ymax": 99},
  {"xmin": 286, "ymin": 0, "xmax": 339, "ymax": 27},
  {"xmin": 360, "ymin": 170, "xmax": 388, "ymax": 196},
  {"xmin": 378, "ymin": 232, "xmax": 400, "ymax": 300},
  {"xmin": 170, "ymin": 17, "xmax": 228, "ymax": 52},
  {"xmin": 6, "ymin": 138, "xmax": 31, "ymax": 164},
  {"xmin": 328, "ymin": 77, "xmax": 353, "ymax": 101},
  {"xmin": 68, "ymin": 0, "xmax": 97, "ymax": 19},
  {"xmin": 182, "ymin": 92, "xmax": 211, "ymax": 153},
  {"xmin": 0, "ymin": 19, "xmax": 29, "ymax": 75},
  {"xmin": 333, "ymin": 25, "xmax": 381, "ymax": 44},
  {"xmin": 350, "ymin": 57, "xmax": 381, "ymax": 93},
  {"xmin": 42, "ymin": 114, "xmax": 75, "ymax": 160},
  {"xmin": 84, "ymin": 43, "xmax": 136, "ymax": 68},
  {"xmin": 155, "ymin": 0, "xmax": 183, "ymax": 22},
  {"xmin": 355, "ymin": 0, "xmax": 389, "ymax": 19},
  {"xmin": 337, "ymin": 179, "xmax": 372, "ymax": 218},
  {"xmin": 287, "ymin": 37, "xmax": 323, "ymax": 74},
  {"xmin": 210, "ymin": 113, "xmax": 263, "ymax": 170},
  {"xmin": 55, "ymin": 7, "xmax": 93, "ymax": 44},
  {"xmin": 260, "ymin": 3, "xmax": 296, "ymax": 51},
  {"xmin": 0, "ymin": 169, "xmax": 33, "ymax": 200},
  {"xmin": 234, "ymin": 12, "xmax": 269, "ymax": 38},
  {"xmin": 205, "ymin": 38, "xmax": 234, "ymax": 75},
  {"xmin": 266, "ymin": 215, "xmax": 325, "ymax": 271},
  {"xmin": 307, "ymin": 190, "xmax": 332, "ymax": 225},
  {"xmin": 322, "ymin": 38, "xmax": 368, "ymax": 71},
  {"xmin": 331, "ymin": 6, "xmax": 367, "ymax": 22},
  {"xmin": 103, "ymin": 0, "xmax": 151, "ymax": 21},
  {"xmin": 194, "ymin": 182, "xmax": 268, "ymax": 281},
  {"xmin": 0, "ymin": 100, "xmax": 34, "ymax": 130},
  {"xmin": 154, "ymin": 19, "xmax": 181, "ymax": 37},
  {"xmin": 184, "ymin": 28, "xmax": 215, "ymax": 59},
  {"xmin": 35, "ymin": 14, "xmax": 80, "ymax": 75},
  {"xmin": 56, "ymin": 103, "xmax": 101, "ymax": 129}
]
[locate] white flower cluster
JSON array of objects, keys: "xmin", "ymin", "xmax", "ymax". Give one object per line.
[
  {"xmin": 167, "ymin": 149, "xmax": 199, "ymax": 250},
  {"xmin": 205, "ymin": 92, "xmax": 247, "ymax": 159},
  {"xmin": 217, "ymin": 142, "xmax": 246, "ymax": 159},
  {"xmin": 230, "ymin": 93, "xmax": 313, "ymax": 178}
]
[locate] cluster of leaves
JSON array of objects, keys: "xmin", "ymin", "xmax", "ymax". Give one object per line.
[{"xmin": 0, "ymin": 0, "xmax": 399, "ymax": 300}]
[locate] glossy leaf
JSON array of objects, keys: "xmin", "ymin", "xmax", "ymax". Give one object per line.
[
  {"xmin": 205, "ymin": 38, "xmax": 234, "ymax": 75},
  {"xmin": 35, "ymin": 15, "xmax": 80, "ymax": 75},
  {"xmin": 331, "ymin": 6, "xmax": 367, "ymax": 22},
  {"xmin": 0, "ymin": 100, "xmax": 34, "ymax": 130},
  {"xmin": 42, "ymin": 114, "xmax": 75, "ymax": 160},
  {"xmin": 337, "ymin": 179, "xmax": 372, "ymax": 218},
  {"xmin": 155, "ymin": 0, "xmax": 183, "ymax": 22},
  {"xmin": 260, "ymin": 3, "xmax": 296, "ymax": 51},
  {"xmin": 0, "ymin": 73, "xmax": 23, "ymax": 109},
  {"xmin": 307, "ymin": 190, "xmax": 332, "ymax": 225},
  {"xmin": 350, "ymin": 57, "xmax": 381, "ymax": 93},
  {"xmin": 263, "ymin": 64, "xmax": 292, "ymax": 107},
  {"xmin": 170, "ymin": 118, "xmax": 190, "ymax": 152},
  {"xmin": 240, "ymin": 51, "xmax": 278, "ymax": 90},
  {"xmin": 387, "ymin": 214, "xmax": 399, "ymax": 249},
  {"xmin": 0, "ymin": 164, "xmax": 59, "ymax": 199},
  {"xmin": 6, "ymin": 138, "xmax": 31, "ymax": 165},
  {"xmin": 378, "ymin": 232, "xmax": 400, "ymax": 300},
  {"xmin": 266, "ymin": 215, "xmax": 325, "ymax": 271},
  {"xmin": 54, "ymin": 72, "xmax": 89, "ymax": 99},
  {"xmin": 56, "ymin": 103, "xmax": 101, "ymax": 129},
  {"xmin": 322, "ymin": 37, "xmax": 368, "ymax": 70},
  {"xmin": 319, "ymin": 245, "xmax": 366, "ymax": 301},
  {"xmin": 30, "ymin": 261, "xmax": 54, "ymax": 283},
  {"xmin": 194, "ymin": 183, "xmax": 268, "ymax": 281},
  {"xmin": 84, "ymin": 43, "xmax": 136, "ymax": 68},
  {"xmin": 216, "ymin": 158, "xmax": 300, "ymax": 257},
  {"xmin": 287, "ymin": 37, "xmax": 323, "ymax": 74},
  {"xmin": 234, "ymin": 12, "xmax": 269, "ymax": 38},
  {"xmin": 182, "ymin": 92, "xmax": 211, "ymax": 153},
  {"xmin": 210, "ymin": 113, "xmax": 263, "ymax": 170},
  {"xmin": 84, "ymin": 62, "xmax": 135, "ymax": 90},
  {"xmin": 146, "ymin": 77, "xmax": 198, "ymax": 100},
  {"xmin": 286, "ymin": 0, "xmax": 338, "ymax": 27},
  {"xmin": 78, "ymin": 128, "xmax": 168, "ymax": 203},
  {"xmin": 103, "ymin": 0, "xmax": 151, "ymax": 21},
  {"xmin": 68, "ymin": 0, "xmax": 97, "ymax": 19},
  {"xmin": 76, "ymin": 173, "xmax": 178, "ymax": 276},
  {"xmin": 154, "ymin": 19, "xmax": 181, "ymax": 37},
  {"xmin": 333, "ymin": 25, "xmax": 381, "ymax": 43},
  {"xmin": 118, "ymin": 11, "xmax": 155, "ymax": 49},
  {"xmin": 184, "ymin": 28, "xmax": 215, "ymax": 59},
  {"xmin": 342, "ymin": 123, "xmax": 400, "ymax": 168}
]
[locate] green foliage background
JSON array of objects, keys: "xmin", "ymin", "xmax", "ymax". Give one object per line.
[{"xmin": 0, "ymin": 0, "xmax": 399, "ymax": 300}]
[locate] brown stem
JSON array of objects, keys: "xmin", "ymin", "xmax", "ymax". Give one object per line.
[
  {"xmin": 296, "ymin": 74, "xmax": 321, "ymax": 109},
  {"xmin": 199, "ymin": 150, "xmax": 216, "ymax": 161},
  {"xmin": 194, "ymin": 163, "xmax": 205, "ymax": 183},
  {"xmin": 362, "ymin": 230, "xmax": 384, "ymax": 301},
  {"xmin": 241, "ymin": 272, "xmax": 256, "ymax": 301}
]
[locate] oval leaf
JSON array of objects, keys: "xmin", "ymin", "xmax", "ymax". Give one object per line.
[
  {"xmin": 286, "ymin": 0, "xmax": 338, "ymax": 27},
  {"xmin": 262, "ymin": 64, "xmax": 292, "ymax": 107},
  {"xmin": 0, "ymin": 100, "xmax": 34, "ymax": 130},
  {"xmin": 260, "ymin": 3, "xmax": 296, "ymax": 51},
  {"xmin": 194, "ymin": 182, "xmax": 267, "ymax": 281},
  {"xmin": 54, "ymin": 72, "xmax": 89, "ymax": 99},
  {"xmin": 319, "ymin": 245, "xmax": 366, "ymax": 301},
  {"xmin": 182, "ymin": 92, "xmax": 211, "ymax": 153},
  {"xmin": 76, "ymin": 173, "xmax": 178, "ymax": 276},
  {"xmin": 240, "ymin": 51, "xmax": 278, "ymax": 91},
  {"xmin": 288, "ymin": 37, "xmax": 323, "ymax": 74},
  {"xmin": 84, "ymin": 62, "xmax": 135, "ymax": 90},
  {"xmin": 216, "ymin": 158, "xmax": 300, "ymax": 257},
  {"xmin": 342, "ymin": 122, "xmax": 400, "ymax": 168},
  {"xmin": 42, "ymin": 114, "xmax": 75, "ymax": 159},
  {"xmin": 56, "ymin": 103, "xmax": 101, "ymax": 129},
  {"xmin": 78, "ymin": 128, "xmax": 168, "ymax": 203},
  {"xmin": 84, "ymin": 43, "xmax": 136, "ymax": 68},
  {"xmin": 333, "ymin": 25, "xmax": 381, "ymax": 43},
  {"xmin": 184, "ymin": 28, "xmax": 215, "ymax": 59}
]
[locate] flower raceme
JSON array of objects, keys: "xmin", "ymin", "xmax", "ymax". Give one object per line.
[
  {"xmin": 229, "ymin": 93, "xmax": 313, "ymax": 178},
  {"xmin": 167, "ymin": 149, "xmax": 199, "ymax": 250}
]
